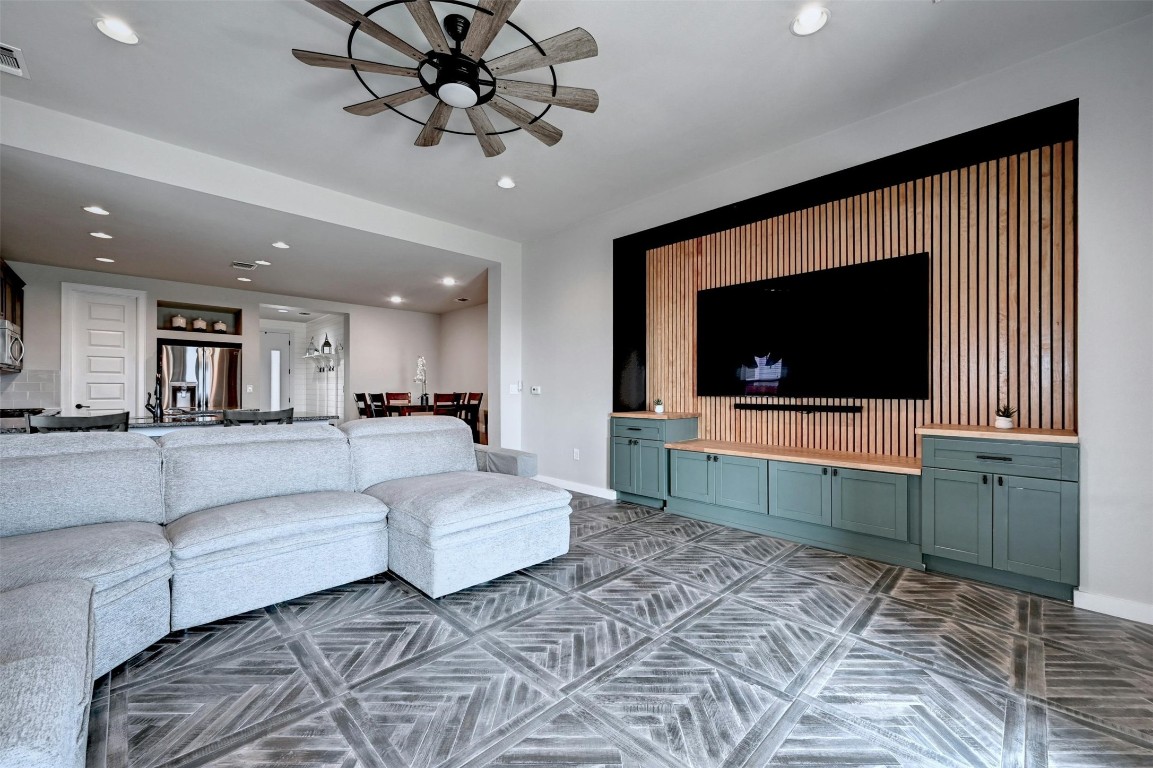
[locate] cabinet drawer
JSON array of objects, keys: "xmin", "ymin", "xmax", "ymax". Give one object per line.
[
  {"xmin": 922, "ymin": 437, "xmax": 1078, "ymax": 481},
  {"xmin": 612, "ymin": 418, "xmax": 664, "ymax": 442}
]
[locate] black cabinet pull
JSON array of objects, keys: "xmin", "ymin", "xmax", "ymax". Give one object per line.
[
  {"xmin": 976, "ymin": 454, "xmax": 1013, "ymax": 462},
  {"xmin": 998, "ymin": 476, "xmax": 1004, "ymax": 486},
  {"xmin": 626, "ymin": 427, "xmax": 642, "ymax": 431},
  {"xmin": 822, "ymin": 467, "xmax": 828, "ymax": 475},
  {"xmin": 832, "ymin": 468, "xmax": 838, "ymax": 477},
  {"xmin": 982, "ymin": 474, "xmax": 988, "ymax": 484}
]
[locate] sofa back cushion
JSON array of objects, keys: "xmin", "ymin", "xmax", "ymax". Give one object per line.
[
  {"xmin": 159, "ymin": 424, "xmax": 354, "ymax": 522},
  {"xmin": 340, "ymin": 416, "xmax": 477, "ymax": 490},
  {"xmin": 0, "ymin": 433, "xmax": 164, "ymax": 536}
]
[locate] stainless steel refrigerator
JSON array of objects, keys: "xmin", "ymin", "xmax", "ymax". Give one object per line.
[{"xmin": 158, "ymin": 341, "xmax": 241, "ymax": 412}]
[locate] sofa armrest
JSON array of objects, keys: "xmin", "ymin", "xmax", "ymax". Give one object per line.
[{"xmin": 475, "ymin": 445, "xmax": 538, "ymax": 477}]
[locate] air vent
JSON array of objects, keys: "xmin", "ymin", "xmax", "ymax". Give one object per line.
[
  {"xmin": 231, "ymin": 261, "xmax": 258, "ymax": 271},
  {"xmin": 0, "ymin": 44, "xmax": 29, "ymax": 79}
]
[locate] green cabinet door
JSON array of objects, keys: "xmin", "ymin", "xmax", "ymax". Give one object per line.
[
  {"xmin": 634, "ymin": 440, "xmax": 666, "ymax": 501},
  {"xmin": 670, "ymin": 450, "xmax": 713, "ymax": 503},
  {"xmin": 769, "ymin": 461, "xmax": 830, "ymax": 525},
  {"xmin": 993, "ymin": 475, "xmax": 1079, "ymax": 584},
  {"xmin": 832, "ymin": 468, "xmax": 909, "ymax": 541},
  {"xmin": 715, "ymin": 455, "xmax": 768, "ymax": 513},
  {"xmin": 611, "ymin": 437, "xmax": 636, "ymax": 495},
  {"xmin": 921, "ymin": 468, "xmax": 993, "ymax": 567}
]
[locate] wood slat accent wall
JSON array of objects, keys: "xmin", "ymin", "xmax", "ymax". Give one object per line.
[{"xmin": 646, "ymin": 142, "xmax": 1077, "ymax": 456}]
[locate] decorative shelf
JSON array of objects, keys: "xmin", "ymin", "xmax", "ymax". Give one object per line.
[{"xmin": 157, "ymin": 300, "xmax": 242, "ymax": 335}]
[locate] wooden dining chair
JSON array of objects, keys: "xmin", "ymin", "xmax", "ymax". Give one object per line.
[
  {"xmin": 353, "ymin": 393, "xmax": 372, "ymax": 418},
  {"xmin": 368, "ymin": 393, "xmax": 388, "ymax": 417},
  {"xmin": 25, "ymin": 411, "xmax": 129, "ymax": 433},
  {"xmin": 462, "ymin": 392, "xmax": 483, "ymax": 441},
  {"xmin": 432, "ymin": 392, "xmax": 457, "ymax": 416},
  {"xmin": 222, "ymin": 408, "xmax": 294, "ymax": 426},
  {"xmin": 385, "ymin": 392, "xmax": 411, "ymax": 404}
]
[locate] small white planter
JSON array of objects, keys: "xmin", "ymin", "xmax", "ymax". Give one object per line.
[
  {"xmin": 654, "ymin": 404, "xmax": 665, "ymax": 414},
  {"xmin": 994, "ymin": 416, "xmax": 1014, "ymax": 430}
]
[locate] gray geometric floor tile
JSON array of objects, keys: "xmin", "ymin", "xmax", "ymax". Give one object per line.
[
  {"xmin": 778, "ymin": 547, "xmax": 892, "ymax": 591},
  {"xmin": 674, "ymin": 599, "xmax": 833, "ymax": 690},
  {"xmin": 590, "ymin": 503, "xmax": 660, "ymax": 524},
  {"xmin": 696, "ymin": 527, "xmax": 798, "ymax": 565},
  {"xmin": 582, "ymin": 526, "xmax": 681, "ymax": 562},
  {"xmin": 736, "ymin": 568, "xmax": 867, "ymax": 631},
  {"xmin": 566, "ymin": 492, "xmax": 613, "ymax": 513},
  {"xmin": 1040, "ymin": 600, "xmax": 1153, "ymax": 673},
  {"xmin": 1044, "ymin": 709, "xmax": 1153, "ymax": 767},
  {"xmin": 885, "ymin": 568, "xmax": 1027, "ymax": 631},
  {"xmin": 350, "ymin": 644, "xmax": 555, "ymax": 768},
  {"xmin": 647, "ymin": 544, "xmax": 763, "ymax": 591},
  {"xmin": 569, "ymin": 513, "xmax": 620, "ymax": 541},
  {"xmin": 1041, "ymin": 642, "xmax": 1153, "ymax": 737},
  {"xmin": 625, "ymin": 512, "xmax": 720, "ymax": 541},
  {"xmin": 520, "ymin": 545, "xmax": 630, "ymax": 591},
  {"xmin": 584, "ymin": 569, "xmax": 713, "ymax": 631},
  {"xmin": 277, "ymin": 576, "xmax": 414, "ymax": 629},
  {"xmin": 491, "ymin": 599, "xmax": 649, "ymax": 687},
  {"xmin": 581, "ymin": 642, "xmax": 787, "ymax": 768},
  {"xmin": 195, "ymin": 707, "xmax": 372, "ymax": 767},
  {"xmin": 116, "ymin": 609, "xmax": 282, "ymax": 688},
  {"xmin": 309, "ymin": 597, "xmax": 466, "ymax": 685},
  {"xmin": 809, "ymin": 642, "xmax": 1013, "ymax": 767},
  {"xmin": 434, "ymin": 573, "xmax": 562, "ymax": 630},
  {"xmin": 764, "ymin": 708, "xmax": 950, "ymax": 768},
  {"xmin": 856, "ymin": 598, "xmax": 1024, "ymax": 690},
  {"xmin": 118, "ymin": 643, "xmax": 321, "ymax": 767}
]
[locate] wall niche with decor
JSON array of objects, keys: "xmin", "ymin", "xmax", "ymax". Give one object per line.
[{"xmin": 157, "ymin": 300, "xmax": 242, "ymax": 337}]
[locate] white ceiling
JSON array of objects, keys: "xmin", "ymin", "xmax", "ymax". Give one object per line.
[
  {"xmin": 0, "ymin": 146, "xmax": 491, "ymax": 313},
  {"xmin": 1, "ymin": 1, "xmax": 1147, "ymax": 243}
]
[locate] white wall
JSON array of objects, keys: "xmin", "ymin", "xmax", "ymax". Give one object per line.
[
  {"xmin": 522, "ymin": 18, "xmax": 1153, "ymax": 621},
  {"xmin": 439, "ymin": 303, "xmax": 488, "ymax": 405}
]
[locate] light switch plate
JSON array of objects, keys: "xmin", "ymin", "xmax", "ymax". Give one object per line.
[{"xmin": 246, "ymin": 384, "xmax": 254, "ymax": 393}]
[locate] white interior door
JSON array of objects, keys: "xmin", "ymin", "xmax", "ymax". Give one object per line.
[
  {"xmin": 63, "ymin": 286, "xmax": 143, "ymax": 416},
  {"xmin": 261, "ymin": 331, "xmax": 292, "ymax": 410}
]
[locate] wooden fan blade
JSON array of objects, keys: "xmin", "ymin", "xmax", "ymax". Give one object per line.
[
  {"xmin": 488, "ymin": 96, "xmax": 562, "ymax": 146},
  {"xmin": 306, "ymin": 0, "xmax": 425, "ymax": 62},
  {"xmin": 415, "ymin": 102, "xmax": 453, "ymax": 147},
  {"xmin": 292, "ymin": 50, "xmax": 418, "ymax": 77},
  {"xmin": 465, "ymin": 106, "xmax": 506, "ymax": 157},
  {"xmin": 461, "ymin": 0, "xmax": 520, "ymax": 60},
  {"xmin": 344, "ymin": 87, "xmax": 429, "ymax": 116},
  {"xmin": 486, "ymin": 28, "xmax": 597, "ymax": 77},
  {"xmin": 406, "ymin": 0, "xmax": 450, "ymax": 53},
  {"xmin": 495, "ymin": 80, "xmax": 598, "ymax": 113}
]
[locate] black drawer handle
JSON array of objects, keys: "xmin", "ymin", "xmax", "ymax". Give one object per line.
[
  {"xmin": 626, "ymin": 427, "xmax": 643, "ymax": 431},
  {"xmin": 976, "ymin": 455, "xmax": 1014, "ymax": 462}
]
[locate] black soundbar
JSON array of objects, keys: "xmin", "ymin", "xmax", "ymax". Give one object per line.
[{"xmin": 734, "ymin": 403, "xmax": 863, "ymax": 415}]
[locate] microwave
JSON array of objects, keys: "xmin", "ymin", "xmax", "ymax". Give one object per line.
[{"xmin": 0, "ymin": 320, "xmax": 24, "ymax": 372}]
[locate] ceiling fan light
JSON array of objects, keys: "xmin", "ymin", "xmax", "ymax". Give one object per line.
[
  {"xmin": 791, "ymin": 6, "xmax": 829, "ymax": 36},
  {"xmin": 437, "ymin": 81, "xmax": 478, "ymax": 108}
]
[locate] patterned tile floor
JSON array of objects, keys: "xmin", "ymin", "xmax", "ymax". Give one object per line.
[{"xmin": 87, "ymin": 493, "xmax": 1153, "ymax": 768}]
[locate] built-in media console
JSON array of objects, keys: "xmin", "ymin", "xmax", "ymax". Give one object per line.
[{"xmin": 608, "ymin": 415, "xmax": 1079, "ymax": 600}]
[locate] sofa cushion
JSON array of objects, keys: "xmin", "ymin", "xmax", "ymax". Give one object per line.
[
  {"xmin": 0, "ymin": 432, "xmax": 163, "ymax": 537},
  {"xmin": 363, "ymin": 471, "xmax": 571, "ymax": 541},
  {"xmin": 159, "ymin": 424, "xmax": 354, "ymax": 522},
  {"xmin": 341, "ymin": 416, "xmax": 477, "ymax": 490},
  {"xmin": 0, "ymin": 522, "xmax": 170, "ymax": 597},
  {"xmin": 0, "ymin": 580, "xmax": 95, "ymax": 768},
  {"xmin": 165, "ymin": 490, "xmax": 388, "ymax": 560}
]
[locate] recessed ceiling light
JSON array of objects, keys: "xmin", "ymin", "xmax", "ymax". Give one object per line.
[
  {"xmin": 790, "ymin": 6, "xmax": 829, "ymax": 36},
  {"xmin": 272, "ymin": 241, "xmax": 290, "ymax": 249},
  {"xmin": 254, "ymin": 260, "xmax": 272, "ymax": 266},
  {"xmin": 89, "ymin": 232, "xmax": 113, "ymax": 239},
  {"xmin": 84, "ymin": 206, "xmax": 110, "ymax": 215},
  {"xmin": 95, "ymin": 17, "xmax": 139, "ymax": 45},
  {"xmin": 497, "ymin": 176, "xmax": 516, "ymax": 189},
  {"xmin": 441, "ymin": 277, "xmax": 456, "ymax": 286},
  {"xmin": 389, "ymin": 295, "xmax": 403, "ymax": 303},
  {"xmin": 277, "ymin": 309, "xmax": 289, "ymax": 313},
  {"xmin": 237, "ymin": 277, "xmax": 252, "ymax": 282},
  {"xmin": 95, "ymin": 257, "xmax": 116, "ymax": 263}
]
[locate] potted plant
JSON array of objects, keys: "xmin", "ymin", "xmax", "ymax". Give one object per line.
[
  {"xmin": 653, "ymin": 398, "xmax": 665, "ymax": 414},
  {"xmin": 995, "ymin": 404, "xmax": 1017, "ymax": 430}
]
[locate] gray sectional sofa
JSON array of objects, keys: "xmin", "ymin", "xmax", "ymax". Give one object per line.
[{"xmin": 0, "ymin": 417, "xmax": 569, "ymax": 768}]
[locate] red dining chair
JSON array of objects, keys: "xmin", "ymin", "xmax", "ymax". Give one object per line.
[
  {"xmin": 353, "ymin": 393, "xmax": 372, "ymax": 418},
  {"xmin": 432, "ymin": 392, "xmax": 457, "ymax": 416},
  {"xmin": 368, "ymin": 393, "xmax": 387, "ymax": 417}
]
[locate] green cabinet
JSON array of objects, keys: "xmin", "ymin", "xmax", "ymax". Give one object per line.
[
  {"xmin": 769, "ymin": 462, "xmax": 830, "ymax": 525},
  {"xmin": 921, "ymin": 436, "xmax": 1079, "ymax": 588},
  {"xmin": 670, "ymin": 450, "xmax": 767, "ymax": 513},
  {"xmin": 610, "ymin": 416, "xmax": 699, "ymax": 506},
  {"xmin": 771, "ymin": 462, "xmax": 909, "ymax": 542}
]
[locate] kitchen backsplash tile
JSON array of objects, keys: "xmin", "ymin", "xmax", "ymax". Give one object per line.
[{"xmin": 0, "ymin": 369, "xmax": 60, "ymax": 409}]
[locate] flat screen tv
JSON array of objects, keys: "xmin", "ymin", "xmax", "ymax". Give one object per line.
[{"xmin": 696, "ymin": 253, "xmax": 930, "ymax": 399}]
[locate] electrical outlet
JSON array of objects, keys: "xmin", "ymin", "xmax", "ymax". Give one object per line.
[
  {"xmin": 508, "ymin": 383, "xmax": 519, "ymax": 394},
  {"xmin": 246, "ymin": 384, "xmax": 254, "ymax": 393},
  {"xmin": 573, "ymin": 448, "xmax": 580, "ymax": 461},
  {"xmin": 531, "ymin": 386, "xmax": 542, "ymax": 395}
]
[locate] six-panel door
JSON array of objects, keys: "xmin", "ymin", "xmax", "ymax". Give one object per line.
[
  {"xmin": 715, "ymin": 455, "xmax": 768, "ymax": 513},
  {"xmin": 832, "ymin": 468, "xmax": 909, "ymax": 541},
  {"xmin": 994, "ymin": 474, "xmax": 1079, "ymax": 583},
  {"xmin": 610, "ymin": 437, "xmax": 636, "ymax": 495},
  {"xmin": 921, "ymin": 468, "xmax": 993, "ymax": 567},
  {"xmin": 769, "ymin": 461, "xmax": 830, "ymax": 525}
]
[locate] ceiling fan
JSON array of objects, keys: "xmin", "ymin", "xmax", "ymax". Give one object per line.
[{"xmin": 293, "ymin": 0, "xmax": 599, "ymax": 157}]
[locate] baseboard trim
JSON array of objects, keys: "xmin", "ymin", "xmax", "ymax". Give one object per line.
[
  {"xmin": 535, "ymin": 475, "xmax": 617, "ymax": 500},
  {"xmin": 1073, "ymin": 590, "xmax": 1153, "ymax": 625}
]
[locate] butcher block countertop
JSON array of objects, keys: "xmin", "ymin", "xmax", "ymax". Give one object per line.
[
  {"xmin": 610, "ymin": 411, "xmax": 700, "ymax": 420},
  {"xmin": 665, "ymin": 439, "xmax": 922, "ymax": 476},
  {"xmin": 916, "ymin": 424, "xmax": 1079, "ymax": 444}
]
